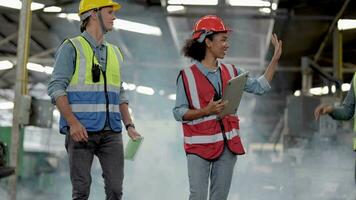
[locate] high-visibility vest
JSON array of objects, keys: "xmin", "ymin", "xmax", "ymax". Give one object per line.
[
  {"xmin": 180, "ymin": 63, "xmax": 245, "ymax": 160},
  {"xmin": 59, "ymin": 36, "xmax": 124, "ymax": 134}
]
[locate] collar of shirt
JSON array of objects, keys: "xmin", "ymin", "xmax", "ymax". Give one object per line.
[
  {"xmin": 195, "ymin": 60, "xmax": 221, "ymax": 76},
  {"xmin": 82, "ymin": 31, "xmax": 107, "ymax": 49}
]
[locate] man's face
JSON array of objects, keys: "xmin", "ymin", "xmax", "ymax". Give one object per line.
[{"xmin": 100, "ymin": 6, "xmax": 116, "ymax": 31}]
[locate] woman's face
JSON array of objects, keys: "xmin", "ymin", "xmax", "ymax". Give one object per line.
[{"xmin": 206, "ymin": 32, "xmax": 230, "ymax": 59}]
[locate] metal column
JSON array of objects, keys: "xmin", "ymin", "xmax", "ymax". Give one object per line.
[
  {"xmin": 301, "ymin": 57, "xmax": 312, "ymax": 95},
  {"xmin": 9, "ymin": 0, "xmax": 32, "ymax": 199},
  {"xmin": 332, "ymin": 29, "xmax": 343, "ymax": 80},
  {"xmin": 333, "ymin": 28, "xmax": 343, "ymax": 97}
]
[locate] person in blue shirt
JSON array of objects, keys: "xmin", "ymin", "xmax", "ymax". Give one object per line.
[
  {"xmin": 173, "ymin": 15, "xmax": 282, "ymax": 200},
  {"xmin": 47, "ymin": 1, "xmax": 140, "ymax": 199}
]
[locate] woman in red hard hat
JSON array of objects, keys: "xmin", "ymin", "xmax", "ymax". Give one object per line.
[{"xmin": 173, "ymin": 15, "xmax": 282, "ymax": 200}]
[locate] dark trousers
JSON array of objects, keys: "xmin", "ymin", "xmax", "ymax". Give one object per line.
[{"xmin": 65, "ymin": 130, "xmax": 124, "ymax": 200}]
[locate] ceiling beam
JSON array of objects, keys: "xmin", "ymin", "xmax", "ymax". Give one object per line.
[
  {"xmin": 313, "ymin": 0, "xmax": 351, "ymax": 62},
  {"xmin": 0, "ymin": 32, "xmax": 17, "ymax": 48}
]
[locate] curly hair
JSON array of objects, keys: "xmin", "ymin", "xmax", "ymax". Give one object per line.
[{"xmin": 181, "ymin": 34, "xmax": 215, "ymax": 62}]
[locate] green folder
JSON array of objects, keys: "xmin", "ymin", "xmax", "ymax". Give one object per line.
[{"xmin": 124, "ymin": 137, "xmax": 143, "ymax": 161}]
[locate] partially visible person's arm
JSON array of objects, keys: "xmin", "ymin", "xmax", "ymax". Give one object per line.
[
  {"xmin": 330, "ymin": 84, "xmax": 355, "ymax": 120},
  {"xmin": 314, "ymin": 82, "xmax": 355, "ymax": 120}
]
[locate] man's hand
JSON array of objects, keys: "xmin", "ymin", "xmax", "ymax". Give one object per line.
[
  {"xmin": 127, "ymin": 127, "xmax": 141, "ymax": 141},
  {"xmin": 203, "ymin": 98, "xmax": 228, "ymax": 115},
  {"xmin": 69, "ymin": 120, "xmax": 88, "ymax": 142},
  {"xmin": 314, "ymin": 104, "xmax": 334, "ymax": 120}
]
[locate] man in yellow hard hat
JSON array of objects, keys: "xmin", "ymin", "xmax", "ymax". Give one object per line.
[{"xmin": 48, "ymin": 0, "xmax": 141, "ymax": 199}]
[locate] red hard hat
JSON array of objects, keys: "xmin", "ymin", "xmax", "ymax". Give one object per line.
[{"xmin": 192, "ymin": 15, "xmax": 231, "ymax": 41}]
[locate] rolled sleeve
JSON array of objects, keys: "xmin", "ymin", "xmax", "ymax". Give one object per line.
[
  {"xmin": 257, "ymin": 75, "xmax": 271, "ymax": 91},
  {"xmin": 235, "ymin": 67, "xmax": 271, "ymax": 95},
  {"xmin": 173, "ymin": 107, "xmax": 189, "ymax": 122},
  {"xmin": 119, "ymin": 83, "xmax": 129, "ymax": 104},
  {"xmin": 329, "ymin": 83, "xmax": 355, "ymax": 120},
  {"xmin": 47, "ymin": 41, "xmax": 75, "ymax": 105},
  {"xmin": 172, "ymin": 74, "xmax": 189, "ymax": 122}
]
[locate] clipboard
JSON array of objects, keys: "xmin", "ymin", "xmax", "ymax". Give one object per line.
[
  {"xmin": 218, "ymin": 72, "xmax": 249, "ymax": 117},
  {"xmin": 124, "ymin": 137, "xmax": 143, "ymax": 161}
]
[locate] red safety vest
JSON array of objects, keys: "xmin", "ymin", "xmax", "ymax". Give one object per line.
[{"xmin": 180, "ymin": 63, "xmax": 245, "ymax": 160}]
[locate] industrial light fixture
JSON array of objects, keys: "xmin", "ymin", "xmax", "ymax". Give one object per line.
[
  {"xmin": 271, "ymin": 3, "xmax": 278, "ymax": 10},
  {"xmin": 0, "ymin": 0, "xmax": 44, "ymax": 11},
  {"xmin": 227, "ymin": 0, "xmax": 270, "ymax": 7},
  {"xmin": 0, "ymin": 101, "xmax": 14, "ymax": 110},
  {"xmin": 294, "ymin": 83, "xmax": 351, "ymax": 97},
  {"xmin": 259, "ymin": 7, "xmax": 271, "ymax": 14},
  {"xmin": 27, "ymin": 62, "xmax": 45, "ymax": 72},
  {"xmin": 0, "ymin": 60, "xmax": 14, "ymax": 70},
  {"xmin": 114, "ymin": 19, "xmax": 162, "ymax": 36},
  {"xmin": 56, "ymin": 13, "xmax": 162, "ymax": 36},
  {"xmin": 43, "ymin": 6, "xmax": 62, "ymax": 13},
  {"xmin": 341, "ymin": 83, "xmax": 350, "ymax": 91},
  {"xmin": 44, "ymin": 66, "xmax": 54, "ymax": 74},
  {"xmin": 338, "ymin": 19, "xmax": 356, "ymax": 31},
  {"xmin": 168, "ymin": 0, "xmax": 218, "ymax": 6},
  {"xmin": 168, "ymin": 94, "xmax": 176, "ymax": 100},
  {"xmin": 167, "ymin": 5, "xmax": 185, "ymax": 13},
  {"xmin": 57, "ymin": 13, "xmax": 80, "ymax": 21},
  {"xmin": 136, "ymin": 86, "xmax": 155, "ymax": 95},
  {"xmin": 122, "ymin": 82, "xmax": 136, "ymax": 91},
  {"xmin": 293, "ymin": 90, "xmax": 301, "ymax": 97}
]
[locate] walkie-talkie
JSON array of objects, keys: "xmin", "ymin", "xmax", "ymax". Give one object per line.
[{"xmin": 92, "ymin": 63, "xmax": 101, "ymax": 83}]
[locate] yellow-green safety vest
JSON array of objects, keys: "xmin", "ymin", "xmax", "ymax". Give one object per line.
[{"xmin": 59, "ymin": 35, "xmax": 124, "ymax": 133}]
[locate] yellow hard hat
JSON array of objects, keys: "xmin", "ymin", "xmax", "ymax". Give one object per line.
[{"xmin": 79, "ymin": 0, "xmax": 121, "ymax": 15}]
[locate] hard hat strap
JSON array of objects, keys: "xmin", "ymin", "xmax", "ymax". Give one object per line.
[
  {"xmin": 196, "ymin": 30, "xmax": 213, "ymax": 43},
  {"xmin": 80, "ymin": 11, "xmax": 92, "ymax": 21},
  {"xmin": 96, "ymin": 10, "xmax": 108, "ymax": 35}
]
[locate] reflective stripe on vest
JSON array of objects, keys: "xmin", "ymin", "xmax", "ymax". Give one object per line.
[
  {"xmin": 59, "ymin": 36, "xmax": 123, "ymax": 134},
  {"xmin": 184, "ymin": 128, "xmax": 240, "ymax": 144}
]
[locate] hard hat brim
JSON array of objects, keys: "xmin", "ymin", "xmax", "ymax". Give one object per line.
[
  {"xmin": 192, "ymin": 29, "xmax": 232, "ymax": 40},
  {"xmin": 111, "ymin": 2, "xmax": 121, "ymax": 11},
  {"xmin": 79, "ymin": 2, "xmax": 121, "ymax": 15}
]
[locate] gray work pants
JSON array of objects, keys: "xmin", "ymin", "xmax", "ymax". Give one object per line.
[
  {"xmin": 65, "ymin": 130, "xmax": 124, "ymax": 200},
  {"xmin": 187, "ymin": 146, "xmax": 237, "ymax": 200}
]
